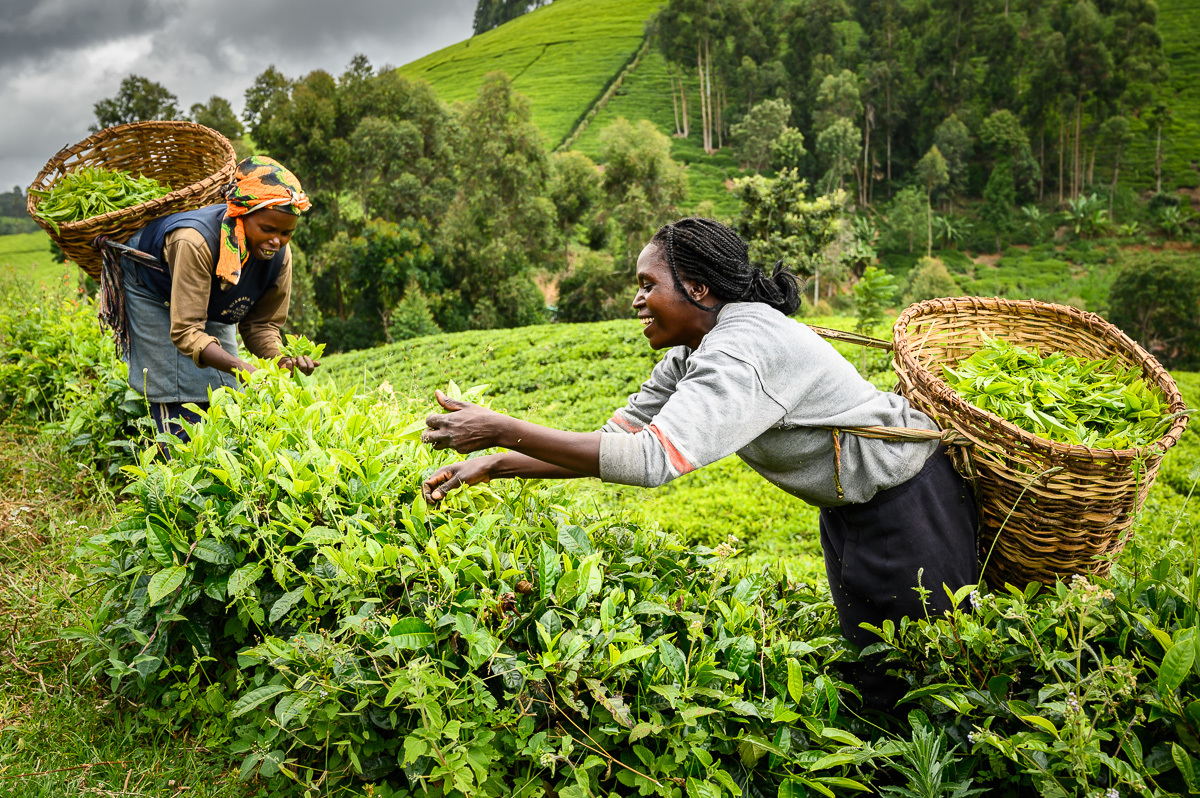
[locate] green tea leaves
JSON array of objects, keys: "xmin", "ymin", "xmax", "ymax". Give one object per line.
[
  {"xmin": 944, "ymin": 335, "xmax": 1169, "ymax": 448},
  {"xmin": 388, "ymin": 618, "xmax": 435, "ymax": 650},
  {"xmin": 33, "ymin": 166, "xmax": 171, "ymax": 230},
  {"xmin": 147, "ymin": 565, "xmax": 187, "ymax": 605}
]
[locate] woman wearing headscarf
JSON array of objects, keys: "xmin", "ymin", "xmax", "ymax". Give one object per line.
[{"xmin": 116, "ymin": 155, "xmax": 317, "ymax": 438}]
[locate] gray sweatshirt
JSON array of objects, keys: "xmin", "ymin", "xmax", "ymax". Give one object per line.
[{"xmin": 598, "ymin": 302, "xmax": 940, "ymax": 507}]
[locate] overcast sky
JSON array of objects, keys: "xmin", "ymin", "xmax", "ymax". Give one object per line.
[{"xmin": 0, "ymin": 0, "xmax": 477, "ymax": 191}]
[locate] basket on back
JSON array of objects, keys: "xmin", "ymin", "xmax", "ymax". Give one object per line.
[
  {"xmin": 26, "ymin": 120, "xmax": 236, "ymax": 280},
  {"xmin": 892, "ymin": 296, "xmax": 1188, "ymax": 587}
]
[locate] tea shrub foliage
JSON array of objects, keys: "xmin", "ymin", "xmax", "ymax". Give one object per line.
[
  {"xmin": 64, "ymin": 358, "xmax": 1200, "ymax": 797},
  {"xmin": 4, "ymin": 282, "xmax": 1200, "ymax": 796}
]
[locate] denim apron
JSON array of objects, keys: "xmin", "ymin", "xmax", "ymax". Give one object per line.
[{"xmin": 120, "ymin": 228, "xmax": 240, "ymax": 404}]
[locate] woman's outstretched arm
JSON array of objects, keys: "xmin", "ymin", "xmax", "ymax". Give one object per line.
[{"xmin": 420, "ymin": 390, "xmax": 600, "ymax": 502}]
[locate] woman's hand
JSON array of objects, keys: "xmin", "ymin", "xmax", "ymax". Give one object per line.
[
  {"xmin": 422, "ymin": 455, "xmax": 501, "ymax": 504},
  {"xmin": 200, "ymin": 341, "xmax": 257, "ymax": 377},
  {"xmin": 278, "ymin": 355, "xmax": 320, "ymax": 375},
  {"xmin": 421, "ymin": 390, "xmax": 510, "ymax": 454}
]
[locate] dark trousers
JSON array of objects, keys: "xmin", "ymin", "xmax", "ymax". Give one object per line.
[
  {"xmin": 819, "ymin": 447, "xmax": 979, "ymax": 708},
  {"xmin": 150, "ymin": 401, "xmax": 207, "ymax": 444}
]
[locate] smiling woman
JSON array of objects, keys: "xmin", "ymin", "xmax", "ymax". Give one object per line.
[
  {"xmin": 114, "ymin": 155, "xmax": 319, "ymax": 441},
  {"xmin": 420, "ymin": 217, "xmax": 980, "ymax": 712}
]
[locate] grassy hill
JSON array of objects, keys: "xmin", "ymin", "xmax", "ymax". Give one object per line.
[
  {"xmin": 1125, "ymin": 0, "xmax": 1200, "ymax": 191},
  {"xmin": 0, "ymin": 231, "xmax": 74, "ymax": 286},
  {"xmin": 398, "ymin": 0, "xmax": 661, "ymax": 148},
  {"xmin": 396, "ymin": 0, "xmax": 740, "ymax": 215},
  {"xmin": 571, "ymin": 47, "xmax": 742, "ymax": 217}
]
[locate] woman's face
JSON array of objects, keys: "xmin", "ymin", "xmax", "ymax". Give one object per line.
[
  {"xmin": 243, "ymin": 207, "xmax": 299, "ymax": 260},
  {"xmin": 633, "ymin": 243, "xmax": 718, "ymax": 350}
]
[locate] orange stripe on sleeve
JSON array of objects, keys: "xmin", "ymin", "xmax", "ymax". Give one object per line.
[
  {"xmin": 609, "ymin": 412, "xmax": 644, "ymax": 433},
  {"xmin": 648, "ymin": 423, "xmax": 696, "ymax": 476}
]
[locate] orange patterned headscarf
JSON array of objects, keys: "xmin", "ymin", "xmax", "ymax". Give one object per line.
[{"xmin": 218, "ymin": 156, "xmax": 311, "ymax": 284}]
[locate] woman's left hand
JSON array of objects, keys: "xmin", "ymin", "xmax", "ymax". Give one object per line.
[
  {"xmin": 278, "ymin": 355, "xmax": 320, "ymax": 375},
  {"xmin": 422, "ymin": 390, "xmax": 509, "ymax": 454}
]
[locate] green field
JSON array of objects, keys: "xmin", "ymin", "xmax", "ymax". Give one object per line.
[
  {"xmin": 399, "ymin": 0, "xmax": 661, "ymax": 147},
  {"xmin": 571, "ymin": 48, "xmax": 743, "ymax": 217},
  {"xmin": 397, "ymin": 0, "xmax": 747, "ymax": 215},
  {"xmin": 0, "ymin": 231, "xmax": 73, "ymax": 286},
  {"xmin": 1125, "ymin": 0, "xmax": 1200, "ymax": 191}
]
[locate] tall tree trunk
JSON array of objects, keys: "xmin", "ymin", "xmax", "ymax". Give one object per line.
[
  {"xmin": 1110, "ymin": 142, "xmax": 1121, "ymax": 218},
  {"xmin": 716, "ymin": 76, "xmax": 725, "ymax": 150},
  {"xmin": 926, "ymin": 190, "xmax": 933, "ymax": 257},
  {"xmin": 1039, "ymin": 131, "xmax": 1045, "ymax": 202},
  {"xmin": 700, "ymin": 36, "xmax": 710, "ymax": 153},
  {"xmin": 669, "ymin": 64, "xmax": 681, "ymax": 136},
  {"xmin": 1058, "ymin": 107, "xmax": 1065, "ymax": 205},
  {"xmin": 1087, "ymin": 142, "xmax": 1096, "ymax": 188},
  {"xmin": 698, "ymin": 47, "xmax": 709, "ymax": 153},
  {"xmin": 1154, "ymin": 122, "xmax": 1163, "ymax": 193},
  {"xmin": 681, "ymin": 85, "xmax": 689, "ymax": 138},
  {"xmin": 1080, "ymin": 94, "xmax": 1089, "ymax": 199},
  {"xmin": 862, "ymin": 105, "xmax": 872, "ymax": 205}
]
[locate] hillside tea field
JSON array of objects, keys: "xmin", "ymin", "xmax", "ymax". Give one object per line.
[
  {"xmin": 399, "ymin": 0, "xmax": 659, "ymax": 147},
  {"xmin": 569, "ymin": 48, "xmax": 743, "ymax": 218},
  {"xmin": 0, "ymin": 230, "xmax": 70, "ymax": 286}
]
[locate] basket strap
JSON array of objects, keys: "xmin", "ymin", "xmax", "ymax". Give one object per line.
[
  {"xmin": 809, "ymin": 325, "xmax": 893, "ymax": 351},
  {"xmin": 96, "ymin": 238, "xmax": 130, "ymax": 361},
  {"xmin": 825, "ymin": 425, "xmax": 970, "ymax": 501}
]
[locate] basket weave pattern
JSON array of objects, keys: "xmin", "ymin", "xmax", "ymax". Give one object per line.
[
  {"xmin": 892, "ymin": 296, "xmax": 1188, "ymax": 586},
  {"xmin": 26, "ymin": 121, "xmax": 236, "ymax": 279}
]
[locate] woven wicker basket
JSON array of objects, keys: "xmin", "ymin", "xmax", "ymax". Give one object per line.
[
  {"xmin": 26, "ymin": 121, "xmax": 236, "ymax": 279},
  {"xmin": 892, "ymin": 296, "xmax": 1189, "ymax": 587}
]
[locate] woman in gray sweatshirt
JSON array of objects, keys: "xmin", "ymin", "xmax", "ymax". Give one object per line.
[{"xmin": 420, "ymin": 217, "xmax": 978, "ymax": 708}]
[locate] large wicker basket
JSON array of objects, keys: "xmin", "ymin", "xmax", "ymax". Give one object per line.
[
  {"xmin": 892, "ymin": 296, "xmax": 1189, "ymax": 587},
  {"xmin": 26, "ymin": 121, "xmax": 236, "ymax": 279}
]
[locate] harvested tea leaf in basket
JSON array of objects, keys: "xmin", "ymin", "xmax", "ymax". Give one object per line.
[
  {"xmin": 30, "ymin": 166, "xmax": 172, "ymax": 233},
  {"xmin": 943, "ymin": 334, "xmax": 1170, "ymax": 449}
]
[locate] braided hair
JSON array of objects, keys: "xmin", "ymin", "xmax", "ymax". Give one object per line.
[{"xmin": 649, "ymin": 218, "xmax": 802, "ymax": 315}]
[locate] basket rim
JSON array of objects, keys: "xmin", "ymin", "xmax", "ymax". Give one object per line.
[
  {"xmin": 893, "ymin": 295, "xmax": 1190, "ymax": 462},
  {"xmin": 25, "ymin": 120, "xmax": 235, "ymax": 232}
]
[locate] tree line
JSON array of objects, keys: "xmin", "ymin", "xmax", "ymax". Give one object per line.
[
  {"xmin": 81, "ymin": 57, "xmax": 689, "ymax": 351},
  {"xmin": 657, "ymin": 0, "xmax": 1169, "ymax": 207}
]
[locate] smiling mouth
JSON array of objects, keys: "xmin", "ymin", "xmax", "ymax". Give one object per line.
[{"xmin": 639, "ymin": 317, "xmax": 653, "ymax": 327}]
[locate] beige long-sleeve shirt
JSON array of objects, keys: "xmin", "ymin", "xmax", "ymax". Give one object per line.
[{"xmin": 163, "ymin": 228, "xmax": 292, "ymax": 366}]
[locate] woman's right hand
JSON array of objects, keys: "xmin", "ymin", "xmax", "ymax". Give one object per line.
[{"xmin": 422, "ymin": 455, "xmax": 500, "ymax": 504}]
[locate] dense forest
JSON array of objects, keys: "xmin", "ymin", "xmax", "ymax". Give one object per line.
[{"xmin": 655, "ymin": 0, "xmax": 1171, "ymax": 204}]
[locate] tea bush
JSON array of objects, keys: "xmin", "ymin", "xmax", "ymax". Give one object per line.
[
  {"xmin": 0, "ymin": 273, "xmax": 148, "ymax": 475},
  {"xmin": 70, "ymin": 369, "xmax": 891, "ymax": 795},
  {"xmin": 4, "ymin": 278, "xmax": 1198, "ymax": 796},
  {"xmin": 64, "ymin": 357, "xmax": 1200, "ymax": 797}
]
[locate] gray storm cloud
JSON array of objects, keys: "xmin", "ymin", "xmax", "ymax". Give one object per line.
[{"xmin": 0, "ymin": 0, "xmax": 476, "ymax": 190}]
